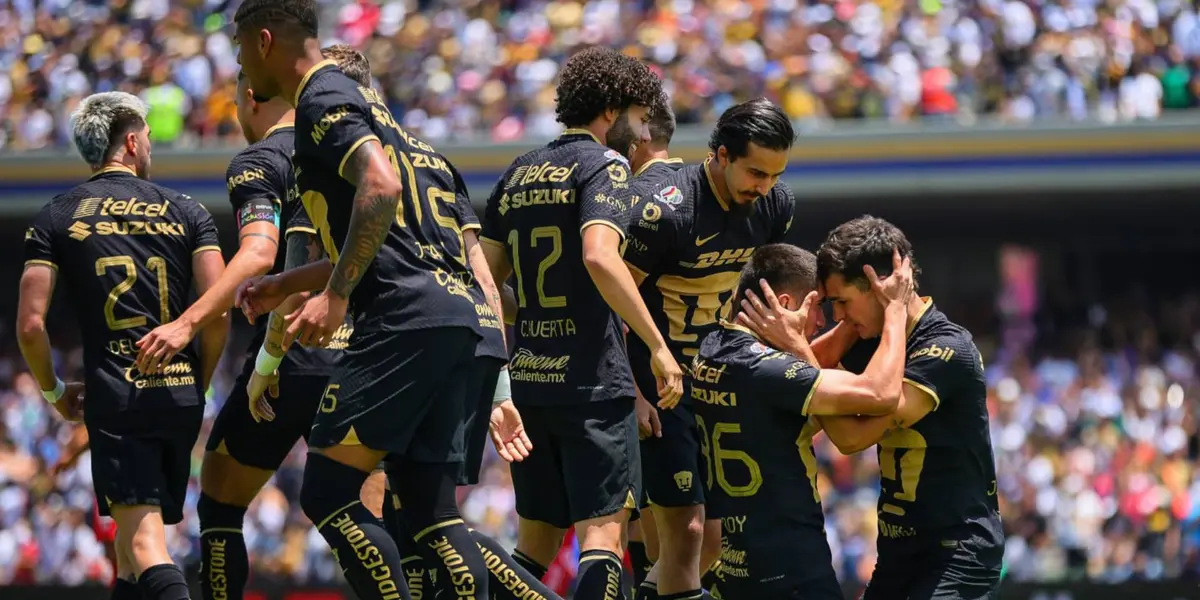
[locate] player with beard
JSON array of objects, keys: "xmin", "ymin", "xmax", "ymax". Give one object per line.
[
  {"xmin": 20, "ymin": 91, "xmax": 227, "ymax": 600},
  {"xmin": 621, "ymin": 98, "xmax": 796, "ymax": 600},
  {"xmin": 480, "ymin": 46, "xmax": 684, "ymax": 600},
  {"xmin": 629, "ymin": 98, "xmax": 685, "ymax": 184}
]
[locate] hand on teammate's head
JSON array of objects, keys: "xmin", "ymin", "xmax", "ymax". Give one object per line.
[{"xmin": 863, "ymin": 248, "xmax": 914, "ymax": 308}]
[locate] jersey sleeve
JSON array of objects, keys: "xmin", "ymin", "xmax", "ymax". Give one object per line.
[
  {"xmin": 449, "ymin": 165, "xmax": 481, "ymax": 232},
  {"xmin": 186, "ymin": 197, "xmax": 222, "ymax": 255},
  {"xmin": 284, "ymin": 199, "xmax": 317, "ymax": 238},
  {"xmin": 578, "ymin": 153, "xmax": 633, "ymax": 239},
  {"xmin": 622, "ymin": 193, "xmax": 674, "ymax": 280},
  {"xmin": 24, "ymin": 205, "xmax": 58, "ymax": 270},
  {"xmin": 226, "ymin": 152, "xmax": 282, "ymax": 232},
  {"xmin": 769, "ymin": 182, "xmax": 796, "ymax": 242},
  {"xmin": 903, "ymin": 333, "xmax": 973, "ymax": 411},
  {"xmin": 297, "ymin": 86, "xmax": 379, "ymax": 181},
  {"xmin": 754, "ymin": 352, "xmax": 823, "ymax": 416},
  {"xmin": 479, "ymin": 176, "xmax": 507, "ymax": 248}
]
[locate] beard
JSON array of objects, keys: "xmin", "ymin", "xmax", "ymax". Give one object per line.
[
  {"xmin": 729, "ymin": 199, "xmax": 756, "ymax": 221},
  {"xmin": 605, "ymin": 115, "xmax": 637, "ymax": 159}
]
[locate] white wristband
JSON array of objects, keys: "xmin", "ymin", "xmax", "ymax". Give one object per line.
[
  {"xmin": 492, "ymin": 368, "xmax": 511, "ymax": 407},
  {"xmin": 255, "ymin": 346, "xmax": 283, "ymax": 376},
  {"xmin": 43, "ymin": 378, "xmax": 66, "ymax": 404}
]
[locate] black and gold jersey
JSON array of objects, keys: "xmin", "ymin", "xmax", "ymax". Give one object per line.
[
  {"xmin": 227, "ymin": 123, "xmax": 349, "ymax": 374},
  {"xmin": 623, "ymin": 160, "xmax": 795, "ymax": 400},
  {"xmin": 839, "ymin": 300, "xmax": 1002, "ymax": 546},
  {"xmin": 442, "ymin": 168, "xmax": 507, "ymax": 361},
  {"xmin": 23, "ymin": 167, "xmax": 220, "ymax": 415},
  {"xmin": 480, "ymin": 129, "xmax": 636, "ymax": 406},
  {"xmin": 291, "ymin": 60, "xmax": 500, "ymax": 340},
  {"xmin": 633, "ymin": 157, "xmax": 685, "ymax": 183},
  {"xmin": 691, "ymin": 323, "xmax": 826, "ymax": 586}
]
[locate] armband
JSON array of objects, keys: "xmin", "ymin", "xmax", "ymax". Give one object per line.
[
  {"xmin": 492, "ymin": 368, "xmax": 511, "ymax": 407},
  {"xmin": 255, "ymin": 346, "xmax": 284, "ymax": 376},
  {"xmin": 42, "ymin": 378, "xmax": 66, "ymax": 404}
]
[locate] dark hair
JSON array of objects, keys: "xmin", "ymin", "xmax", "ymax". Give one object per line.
[
  {"xmin": 817, "ymin": 215, "xmax": 920, "ymax": 290},
  {"xmin": 708, "ymin": 98, "xmax": 795, "ymax": 160},
  {"xmin": 234, "ymin": 0, "xmax": 318, "ymax": 40},
  {"xmin": 322, "ymin": 44, "xmax": 371, "ymax": 87},
  {"xmin": 647, "ymin": 94, "xmax": 676, "ymax": 146},
  {"xmin": 555, "ymin": 47, "xmax": 663, "ymax": 128},
  {"xmin": 733, "ymin": 244, "xmax": 818, "ymax": 317}
]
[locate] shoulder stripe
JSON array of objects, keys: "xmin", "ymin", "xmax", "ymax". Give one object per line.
[
  {"xmin": 192, "ymin": 245, "xmax": 222, "ymax": 256},
  {"xmin": 580, "ymin": 219, "xmax": 624, "ymax": 241},
  {"xmin": 800, "ymin": 370, "xmax": 824, "ymax": 417},
  {"xmin": 902, "ymin": 378, "xmax": 941, "ymax": 411},
  {"xmin": 461, "ymin": 223, "xmax": 482, "ymax": 232},
  {"xmin": 337, "ymin": 135, "xmax": 381, "ymax": 179},
  {"xmin": 285, "ymin": 226, "xmax": 318, "ymax": 236},
  {"xmin": 24, "ymin": 259, "xmax": 57, "ymax": 271}
]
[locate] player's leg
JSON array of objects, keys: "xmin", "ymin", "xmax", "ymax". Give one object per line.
[
  {"xmin": 110, "ymin": 528, "xmax": 138, "ymax": 600},
  {"xmin": 510, "ymin": 403, "xmax": 570, "ymax": 578},
  {"xmin": 905, "ymin": 527, "xmax": 1004, "ymax": 600},
  {"xmin": 560, "ymin": 397, "xmax": 642, "ymax": 600},
  {"xmin": 199, "ymin": 372, "xmax": 327, "ymax": 600},
  {"xmin": 640, "ymin": 403, "xmax": 707, "ymax": 599},
  {"xmin": 699, "ymin": 518, "xmax": 722, "ymax": 591}
]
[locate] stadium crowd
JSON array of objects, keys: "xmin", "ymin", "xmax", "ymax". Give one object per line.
[
  {"xmin": 4, "ymin": 0, "xmax": 1200, "ymax": 152},
  {"xmin": 0, "ymin": 289, "xmax": 1197, "ymax": 589}
]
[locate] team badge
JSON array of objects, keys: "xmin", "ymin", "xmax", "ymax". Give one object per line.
[
  {"xmin": 603, "ymin": 149, "xmax": 629, "ymax": 164},
  {"xmin": 749, "ymin": 342, "xmax": 770, "ymax": 355}
]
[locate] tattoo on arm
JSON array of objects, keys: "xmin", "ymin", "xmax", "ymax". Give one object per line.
[
  {"xmin": 327, "ymin": 142, "xmax": 399, "ymax": 299},
  {"xmin": 239, "ymin": 232, "xmax": 279, "ymax": 245},
  {"xmin": 265, "ymin": 232, "xmax": 323, "ymax": 356}
]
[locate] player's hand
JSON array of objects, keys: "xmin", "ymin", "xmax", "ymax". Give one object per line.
[
  {"xmin": 247, "ymin": 369, "xmax": 281, "ymax": 423},
  {"xmin": 489, "ymin": 399, "xmax": 532, "ymax": 463},
  {"xmin": 864, "ymin": 249, "xmax": 914, "ymax": 308},
  {"xmin": 283, "ymin": 293, "xmax": 348, "ymax": 351},
  {"xmin": 236, "ymin": 275, "xmax": 288, "ymax": 323},
  {"xmin": 52, "ymin": 382, "xmax": 85, "ymax": 422},
  {"xmin": 635, "ymin": 390, "xmax": 662, "ymax": 440},
  {"xmin": 650, "ymin": 344, "xmax": 684, "ymax": 410},
  {"xmin": 135, "ymin": 319, "xmax": 195, "ymax": 375},
  {"xmin": 737, "ymin": 280, "xmax": 820, "ymax": 352}
]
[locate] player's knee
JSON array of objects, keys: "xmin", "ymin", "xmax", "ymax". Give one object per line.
[
  {"xmin": 387, "ymin": 461, "xmax": 460, "ymax": 534},
  {"xmin": 200, "ymin": 451, "xmax": 273, "ymax": 507},
  {"xmin": 656, "ymin": 505, "xmax": 704, "ymax": 544},
  {"xmin": 517, "ymin": 519, "xmax": 567, "ymax": 566},
  {"xmin": 299, "ymin": 453, "xmax": 370, "ymax": 527}
]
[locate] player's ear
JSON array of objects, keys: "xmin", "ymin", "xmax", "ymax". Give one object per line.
[
  {"xmin": 604, "ymin": 106, "xmax": 619, "ymax": 126},
  {"xmin": 256, "ymin": 28, "xmax": 274, "ymax": 58},
  {"xmin": 716, "ymin": 145, "xmax": 729, "ymax": 167}
]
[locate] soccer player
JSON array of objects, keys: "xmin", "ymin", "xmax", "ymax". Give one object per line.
[
  {"xmin": 740, "ymin": 216, "xmax": 1004, "ymax": 599},
  {"xmin": 621, "ymin": 98, "xmax": 796, "ymax": 600},
  {"xmin": 50, "ymin": 426, "xmax": 120, "ymax": 586},
  {"xmin": 479, "ymin": 46, "xmax": 683, "ymax": 600},
  {"xmin": 629, "ymin": 99, "xmax": 685, "ymax": 183},
  {"xmin": 18, "ymin": 91, "xmax": 227, "ymax": 600},
  {"xmin": 232, "ymin": 2, "xmax": 504, "ymax": 599},
  {"xmin": 694, "ymin": 243, "xmax": 913, "ymax": 599}
]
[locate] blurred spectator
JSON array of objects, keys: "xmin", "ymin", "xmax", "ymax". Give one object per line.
[{"xmin": 7, "ymin": 0, "xmax": 1200, "ymax": 153}]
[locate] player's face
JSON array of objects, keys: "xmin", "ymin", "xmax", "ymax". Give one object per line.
[
  {"xmin": 822, "ymin": 274, "xmax": 884, "ymax": 339},
  {"xmin": 132, "ymin": 123, "xmax": 152, "ymax": 179},
  {"xmin": 606, "ymin": 105, "xmax": 651, "ymax": 159},
  {"xmin": 235, "ymin": 26, "xmax": 280, "ymax": 101},
  {"xmin": 716, "ymin": 142, "xmax": 789, "ymax": 207},
  {"xmin": 234, "ymin": 77, "xmax": 259, "ymax": 144}
]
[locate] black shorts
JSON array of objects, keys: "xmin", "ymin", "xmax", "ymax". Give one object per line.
[
  {"xmin": 510, "ymin": 398, "xmax": 640, "ymax": 529},
  {"xmin": 633, "ymin": 365, "xmax": 704, "ymax": 508},
  {"xmin": 716, "ymin": 531, "xmax": 842, "ymax": 600},
  {"xmin": 206, "ymin": 360, "xmax": 330, "ymax": 471},
  {"xmin": 863, "ymin": 520, "xmax": 1004, "ymax": 600},
  {"xmin": 458, "ymin": 357, "xmax": 505, "ymax": 486},
  {"xmin": 87, "ymin": 406, "xmax": 204, "ymax": 525},
  {"xmin": 308, "ymin": 326, "xmax": 480, "ymax": 463}
]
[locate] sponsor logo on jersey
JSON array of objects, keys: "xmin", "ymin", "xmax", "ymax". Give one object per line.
[
  {"xmin": 603, "ymin": 149, "xmax": 629, "ymax": 164},
  {"xmin": 655, "ymin": 186, "xmax": 683, "ymax": 207}
]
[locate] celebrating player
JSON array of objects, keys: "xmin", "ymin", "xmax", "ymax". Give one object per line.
[
  {"xmin": 629, "ymin": 98, "xmax": 685, "ymax": 183},
  {"xmin": 19, "ymin": 91, "xmax": 227, "ymax": 600},
  {"xmin": 621, "ymin": 98, "xmax": 796, "ymax": 600},
  {"xmin": 740, "ymin": 216, "xmax": 1004, "ymax": 599},
  {"xmin": 479, "ymin": 46, "xmax": 682, "ymax": 600},
  {"xmin": 695, "ymin": 243, "xmax": 913, "ymax": 599},
  {"xmin": 232, "ymin": 1, "xmax": 503, "ymax": 598}
]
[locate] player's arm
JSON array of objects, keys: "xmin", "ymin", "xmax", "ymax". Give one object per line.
[
  {"xmin": 192, "ymin": 247, "xmax": 228, "ymax": 392},
  {"xmin": 809, "ymin": 321, "xmax": 858, "ymax": 369},
  {"xmin": 478, "ymin": 178, "xmax": 516, "ymax": 325},
  {"xmin": 264, "ymin": 231, "xmax": 325, "ymax": 357},
  {"xmin": 802, "ymin": 301, "xmax": 907, "ymax": 417},
  {"xmin": 465, "ymin": 229, "xmax": 506, "ymax": 348},
  {"xmin": 18, "ymin": 211, "xmax": 66, "ymax": 398},
  {"xmin": 52, "ymin": 425, "xmax": 89, "ymax": 474},
  {"xmin": 324, "ymin": 135, "xmax": 400, "ymax": 304}
]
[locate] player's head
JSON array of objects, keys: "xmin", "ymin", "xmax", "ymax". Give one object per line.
[
  {"xmin": 235, "ymin": 70, "xmax": 293, "ymax": 144},
  {"xmin": 555, "ymin": 46, "xmax": 661, "ymax": 152},
  {"xmin": 818, "ymin": 215, "xmax": 919, "ymax": 339},
  {"xmin": 233, "ymin": 0, "xmax": 319, "ymax": 101},
  {"xmin": 70, "ymin": 91, "xmax": 152, "ymax": 178},
  {"xmin": 322, "ymin": 44, "xmax": 371, "ymax": 87},
  {"xmin": 708, "ymin": 98, "xmax": 795, "ymax": 212},
  {"xmin": 630, "ymin": 95, "xmax": 676, "ymax": 172},
  {"xmin": 733, "ymin": 244, "xmax": 824, "ymax": 339}
]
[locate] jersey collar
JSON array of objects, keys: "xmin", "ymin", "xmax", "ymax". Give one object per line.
[
  {"xmin": 720, "ymin": 319, "xmax": 762, "ymax": 341},
  {"xmin": 559, "ymin": 128, "xmax": 603, "ymax": 145},
  {"xmin": 702, "ymin": 157, "xmax": 731, "ymax": 211},
  {"xmin": 907, "ymin": 297, "xmax": 934, "ymax": 338},
  {"xmin": 89, "ymin": 165, "xmax": 137, "ymax": 180},
  {"xmin": 262, "ymin": 123, "xmax": 295, "ymax": 139},
  {"xmin": 633, "ymin": 157, "xmax": 683, "ymax": 178},
  {"xmin": 294, "ymin": 59, "xmax": 338, "ymax": 106}
]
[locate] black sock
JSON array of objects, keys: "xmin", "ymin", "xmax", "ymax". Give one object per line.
[
  {"xmin": 198, "ymin": 493, "xmax": 249, "ymax": 600},
  {"xmin": 512, "ymin": 550, "xmax": 547, "ymax": 581},
  {"xmin": 111, "ymin": 577, "xmax": 139, "ymax": 600},
  {"xmin": 392, "ymin": 463, "xmax": 488, "ymax": 600},
  {"xmin": 574, "ymin": 549, "xmax": 625, "ymax": 600},
  {"xmin": 137, "ymin": 563, "xmax": 190, "ymax": 600},
  {"xmin": 300, "ymin": 453, "xmax": 411, "ymax": 600},
  {"xmin": 471, "ymin": 530, "xmax": 562, "ymax": 600},
  {"xmin": 658, "ymin": 591, "xmax": 703, "ymax": 600},
  {"xmin": 382, "ymin": 493, "xmax": 432, "ymax": 600},
  {"xmin": 634, "ymin": 581, "xmax": 657, "ymax": 600},
  {"xmin": 627, "ymin": 541, "xmax": 651, "ymax": 588}
]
